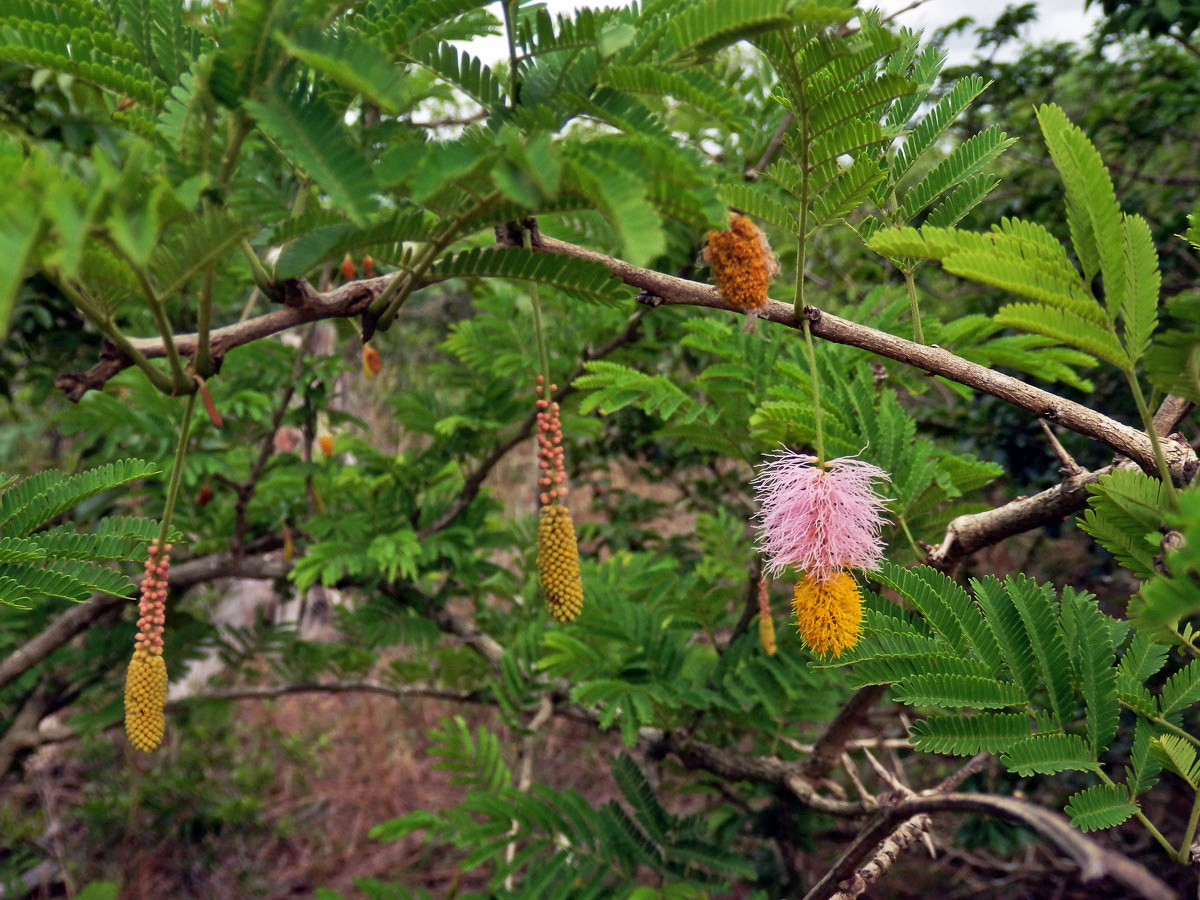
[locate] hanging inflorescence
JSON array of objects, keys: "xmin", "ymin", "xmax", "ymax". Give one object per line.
[
  {"xmin": 754, "ymin": 452, "xmax": 890, "ymax": 657},
  {"xmin": 534, "ymin": 376, "xmax": 583, "ymax": 623},
  {"xmin": 124, "ymin": 540, "xmax": 171, "ymax": 752}
]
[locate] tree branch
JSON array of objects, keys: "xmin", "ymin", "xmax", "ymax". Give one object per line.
[
  {"xmin": 800, "ymin": 792, "xmax": 1175, "ymax": 900},
  {"xmin": 55, "ymin": 234, "xmax": 1189, "ymax": 488},
  {"xmin": 803, "ymin": 685, "xmax": 888, "ymax": 780},
  {"xmin": 0, "ymin": 546, "xmax": 286, "ymax": 692},
  {"xmin": 927, "ymin": 395, "xmax": 1194, "ymax": 571}
]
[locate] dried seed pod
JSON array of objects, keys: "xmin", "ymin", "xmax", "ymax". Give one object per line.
[
  {"xmin": 792, "ymin": 570, "xmax": 862, "ymax": 657},
  {"xmin": 124, "ymin": 651, "xmax": 167, "ymax": 752},
  {"xmin": 536, "ymin": 504, "xmax": 583, "ymax": 623},
  {"xmin": 702, "ymin": 213, "xmax": 778, "ymax": 322},
  {"xmin": 196, "ymin": 483, "xmax": 213, "ymax": 507}
]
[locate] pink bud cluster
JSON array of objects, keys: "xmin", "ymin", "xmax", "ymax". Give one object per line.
[
  {"xmin": 134, "ymin": 540, "xmax": 171, "ymax": 657},
  {"xmin": 535, "ymin": 375, "xmax": 567, "ymax": 507}
]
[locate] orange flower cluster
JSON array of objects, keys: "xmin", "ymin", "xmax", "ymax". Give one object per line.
[
  {"xmin": 125, "ymin": 541, "xmax": 171, "ymax": 752},
  {"xmin": 362, "ymin": 345, "xmax": 383, "ymax": 378},
  {"xmin": 534, "ymin": 376, "xmax": 583, "ymax": 623},
  {"xmin": 702, "ymin": 213, "xmax": 778, "ymax": 321},
  {"xmin": 792, "ymin": 571, "xmax": 862, "ymax": 657}
]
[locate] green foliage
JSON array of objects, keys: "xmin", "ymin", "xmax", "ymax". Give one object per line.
[
  {"xmin": 1080, "ymin": 469, "xmax": 1166, "ymax": 579},
  {"xmin": 0, "ymin": 461, "xmax": 161, "ymax": 607},
  {"xmin": 370, "ymin": 727, "xmax": 754, "ymax": 896},
  {"xmin": 1064, "ymin": 783, "xmax": 1138, "ymax": 832},
  {"xmin": 1, "ymin": 1, "xmax": 1197, "ymax": 893},
  {"xmin": 870, "ymin": 104, "xmax": 1167, "ymax": 373}
]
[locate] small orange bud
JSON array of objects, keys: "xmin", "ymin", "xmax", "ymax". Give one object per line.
[
  {"xmin": 340, "ymin": 254, "xmax": 356, "ymax": 281},
  {"xmin": 362, "ymin": 345, "xmax": 382, "ymax": 378},
  {"xmin": 318, "ymin": 434, "xmax": 334, "ymax": 458},
  {"xmin": 362, "ymin": 255, "xmax": 375, "ymax": 278}
]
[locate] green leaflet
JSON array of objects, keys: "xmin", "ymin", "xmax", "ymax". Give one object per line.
[
  {"xmin": 1064, "ymin": 784, "xmax": 1138, "ymax": 833},
  {"xmin": 908, "ymin": 712, "xmax": 1030, "ymax": 755},
  {"xmin": 1062, "ymin": 587, "xmax": 1119, "ymax": 753},
  {"xmin": 1002, "ymin": 734, "xmax": 1100, "ymax": 776},
  {"xmin": 1080, "ymin": 468, "xmax": 1165, "ymax": 580},
  {"xmin": 0, "ymin": 462, "xmax": 163, "ymax": 609},
  {"xmin": 994, "ymin": 303, "xmax": 1128, "ymax": 369},
  {"xmin": 1036, "ymin": 103, "xmax": 1124, "ymax": 313},
  {"xmin": 891, "ymin": 673, "xmax": 1027, "ymax": 709},
  {"xmin": 246, "ymin": 88, "xmax": 378, "ymax": 225},
  {"xmin": 1149, "ymin": 735, "xmax": 1200, "ymax": 787},
  {"xmin": 428, "ymin": 247, "xmax": 634, "ymax": 305},
  {"xmin": 897, "ymin": 124, "xmax": 1015, "ymax": 221},
  {"xmin": 275, "ymin": 26, "xmax": 414, "ymax": 113},
  {"xmin": 1120, "ymin": 213, "xmax": 1160, "ymax": 363}
]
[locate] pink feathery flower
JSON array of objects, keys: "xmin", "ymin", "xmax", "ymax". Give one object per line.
[{"xmin": 754, "ymin": 451, "xmax": 890, "ymax": 581}]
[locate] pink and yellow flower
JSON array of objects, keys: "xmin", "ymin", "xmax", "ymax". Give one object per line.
[
  {"xmin": 754, "ymin": 451, "xmax": 890, "ymax": 582},
  {"xmin": 753, "ymin": 451, "xmax": 890, "ymax": 657}
]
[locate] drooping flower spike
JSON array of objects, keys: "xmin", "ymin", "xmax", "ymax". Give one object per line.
[
  {"xmin": 534, "ymin": 376, "xmax": 583, "ymax": 623},
  {"xmin": 793, "ymin": 571, "xmax": 862, "ymax": 657},
  {"xmin": 754, "ymin": 451, "xmax": 890, "ymax": 582}
]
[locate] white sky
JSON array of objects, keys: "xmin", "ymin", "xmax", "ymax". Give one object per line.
[{"xmin": 481, "ymin": 1, "xmax": 1100, "ymax": 63}]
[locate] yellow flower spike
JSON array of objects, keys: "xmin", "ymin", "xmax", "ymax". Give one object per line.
[
  {"xmin": 792, "ymin": 571, "xmax": 862, "ymax": 657},
  {"xmin": 124, "ymin": 651, "xmax": 168, "ymax": 752},
  {"xmin": 537, "ymin": 504, "xmax": 583, "ymax": 623}
]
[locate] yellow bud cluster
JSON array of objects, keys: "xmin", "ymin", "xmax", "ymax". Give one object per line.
[
  {"xmin": 702, "ymin": 213, "xmax": 778, "ymax": 316},
  {"xmin": 792, "ymin": 571, "xmax": 862, "ymax": 657},
  {"xmin": 537, "ymin": 505, "xmax": 583, "ymax": 623},
  {"xmin": 124, "ymin": 651, "xmax": 167, "ymax": 752}
]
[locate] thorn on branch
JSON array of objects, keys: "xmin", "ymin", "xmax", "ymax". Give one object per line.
[
  {"xmin": 1039, "ymin": 418, "xmax": 1085, "ymax": 477},
  {"xmin": 636, "ymin": 289, "xmax": 664, "ymax": 307}
]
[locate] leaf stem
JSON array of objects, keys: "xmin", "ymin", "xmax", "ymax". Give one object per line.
[
  {"xmin": 502, "ymin": 0, "xmax": 521, "ymax": 106},
  {"xmin": 903, "ymin": 268, "xmax": 924, "ymax": 344},
  {"xmin": 107, "ymin": 241, "xmax": 189, "ymax": 392},
  {"xmin": 1126, "ymin": 369, "xmax": 1180, "ymax": 512},
  {"xmin": 217, "ymin": 112, "xmax": 252, "ymax": 188},
  {"xmin": 156, "ymin": 390, "xmax": 198, "ymax": 547},
  {"xmin": 372, "ymin": 193, "xmax": 501, "ymax": 330},
  {"xmin": 1096, "ymin": 769, "xmax": 1177, "ymax": 857},
  {"xmin": 240, "ymin": 239, "xmax": 274, "ymax": 294},
  {"xmin": 1120, "ymin": 700, "xmax": 1200, "ymax": 750},
  {"xmin": 194, "ymin": 267, "xmax": 215, "ymax": 377},
  {"xmin": 800, "ymin": 316, "xmax": 825, "ymax": 467},
  {"xmin": 1180, "ymin": 788, "xmax": 1200, "ymax": 863}
]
